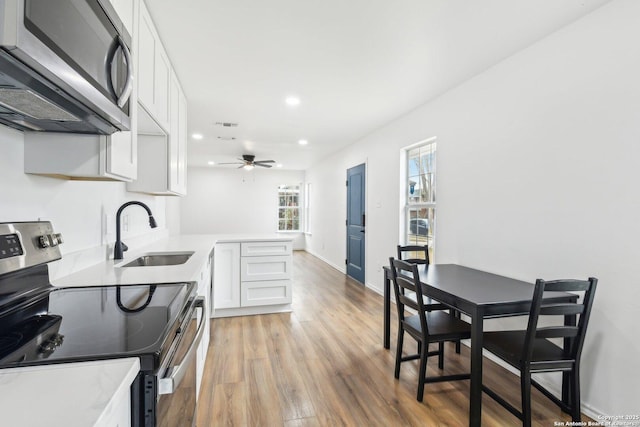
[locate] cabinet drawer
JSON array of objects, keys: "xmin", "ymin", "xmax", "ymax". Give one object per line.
[
  {"xmin": 241, "ymin": 255, "xmax": 292, "ymax": 281},
  {"xmin": 241, "ymin": 241, "xmax": 292, "ymax": 257},
  {"xmin": 241, "ymin": 280, "xmax": 292, "ymax": 307}
]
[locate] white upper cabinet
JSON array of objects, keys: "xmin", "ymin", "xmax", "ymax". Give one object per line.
[
  {"xmin": 24, "ymin": 131, "xmax": 136, "ymax": 181},
  {"xmin": 108, "ymin": 0, "xmax": 134, "ymax": 35},
  {"xmin": 127, "ymin": 0, "xmax": 187, "ymax": 196},
  {"xmin": 127, "ymin": 70, "xmax": 187, "ymax": 196},
  {"xmin": 169, "ymin": 71, "xmax": 187, "ymax": 195},
  {"xmin": 137, "ymin": 0, "xmax": 170, "ymax": 132}
]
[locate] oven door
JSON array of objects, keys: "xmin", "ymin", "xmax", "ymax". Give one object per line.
[{"xmin": 156, "ymin": 297, "xmax": 205, "ymax": 427}]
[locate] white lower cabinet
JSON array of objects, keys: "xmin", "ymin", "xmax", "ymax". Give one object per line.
[
  {"xmin": 213, "ymin": 243, "xmax": 241, "ymax": 309},
  {"xmin": 195, "ymin": 253, "xmax": 212, "ymax": 399},
  {"xmin": 213, "ymin": 240, "xmax": 292, "ymax": 317}
]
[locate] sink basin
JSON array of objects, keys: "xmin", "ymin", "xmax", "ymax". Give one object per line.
[{"xmin": 121, "ymin": 251, "xmax": 194, "ymax": 267}]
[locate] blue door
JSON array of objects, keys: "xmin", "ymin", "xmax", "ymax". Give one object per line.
[{"xmin": 346, "ymin": 163, "xmax": 365, "ymax": 283}]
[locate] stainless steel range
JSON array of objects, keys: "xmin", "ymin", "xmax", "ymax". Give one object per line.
[{"xmin": 0, "ymin": 222, "xmax": 204, "ymax": 427}]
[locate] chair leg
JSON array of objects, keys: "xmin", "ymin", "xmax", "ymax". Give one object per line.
[
  {"xmin": 416, "ymin": 340, "xmax": 428, "ymax": 402},
  {"xmin": 394, "ymin": 327, "xmax": 404, "ymax": 379},
  {"xmin": 453, "ymin": 310, "xmax": 461, "ymax": 354},
  {"xmin": 438, "ymin": 342, "xmax": 444, "ymax": 370},
  {"xmin": 570, "ymin": 365, "xmax": 582, "ymax": 422},
  {"xmin": 521, "ymin": 367, "xmax": 532, "ymax": 427}
]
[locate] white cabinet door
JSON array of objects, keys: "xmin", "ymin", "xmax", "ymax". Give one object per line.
[
  {"xmin": 137, "ymin": 1, "xmax": 155, "ymax": 114},
  {"xmin": 108, "ymin": 0, "xmax": 134, "ymax": 35},
  {"xmin": 106, "ymin": 117, "xmax": 137, "ymax": 180},
  {"xmin": 213, "ymin": 243, "xmax": 241, "ymax": 309},
  {"xmin": 137, "ymin": 0, "xmax": 170, "ymax": 131},
  {"xmin": 154, "ymin": 46, "xmax": 171, "ymax": 129},
  {"xmin": 241, "ymin": 280, "xmax": 292, "ymax": 307},
  {"xmin": 24, "ymin": 132, "xmax": 136, "ymax": 181},
  {"xmin": 195, "ymin": 254, "xmax": 211, "ymax": 399},
  {"xmin": 241, "ymin": 255, "xmax": 292, "ymax": 282},
  {"xmin": 168, "ymin": 72, "xmax": 187, "ymax": 195},
  {"xmin": 177, "ymin": 85, "xmax": 188, "ymax": 194}
]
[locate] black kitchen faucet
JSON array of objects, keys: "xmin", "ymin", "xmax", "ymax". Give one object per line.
[{"xmin": 114, "ymin": 201, "xmax": 157, "ymax": 260}]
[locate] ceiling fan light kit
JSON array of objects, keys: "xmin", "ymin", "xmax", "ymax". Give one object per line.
[{"xmin": 218, "ymin": 154, "xmax": 276, "ymax": 170}]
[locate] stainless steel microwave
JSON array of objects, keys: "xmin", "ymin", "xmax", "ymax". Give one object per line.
[{"xmin": 0, "ymin": 0, "xmax": 133, "ymax": 134}]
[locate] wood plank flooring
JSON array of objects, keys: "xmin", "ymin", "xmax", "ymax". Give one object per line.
[{"xmin": 196, "ymin": 251, "xmax": 590, "ymax": 426}]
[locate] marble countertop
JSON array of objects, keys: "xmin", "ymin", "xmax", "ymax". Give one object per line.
[{"xmin": 0, "ymin": 358, "xmax": 140, "ymax": 427}]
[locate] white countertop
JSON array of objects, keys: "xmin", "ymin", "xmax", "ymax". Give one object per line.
[
  {"xmin": 53, "ymin": 233, "xmax": 292, "ymax": 287},
  {"xmin": 0, "ymin": 358, "xmax": 140, "ymax": 427}
]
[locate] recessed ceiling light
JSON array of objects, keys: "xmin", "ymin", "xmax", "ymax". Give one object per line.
[
  {"xmin": 207, "ymin": 161, "xmax": 215, "ymax": 165},
  {"xmin": 298, "ymin": 139, "xmax": 308, "ymax": 145},
  {"xmin": 192, "ymin": 133, "xmax": 204, "ymax": 140},
  {"xmin": 285, "ymin": 96, "xmax": 300, "ymax": 106}
]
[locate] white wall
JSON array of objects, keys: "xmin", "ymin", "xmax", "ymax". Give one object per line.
[
  {"xmin": 0, "ymin": 125, "xmax": 170, "ymax": 278},
  {"xmin": 181, "ymin": 167, "xmax": 306, "ymax": 248},
  {"xmin": 305, "ymin": 0, "xmax": 639, "ymax": 417}
]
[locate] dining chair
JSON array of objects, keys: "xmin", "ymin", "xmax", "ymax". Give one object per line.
[
  {"xmin": 396, "ymin": 245, "xmax": 446, "ymax": 312},
  {"xmin": 482, "ymin": 277, "xmax": 598, "ymax": 427},
  {"xmin": 389, "ymin": 257, "xmax": 471, "ymax": 401},
  {"xmin": 397, "ymin": 244, "xmax": 461, "ymax": 353}
]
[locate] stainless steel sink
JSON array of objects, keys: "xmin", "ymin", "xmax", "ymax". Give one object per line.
[{"xmin": 121, "ymin": 251, "xmax": 194, "ymax": 267}]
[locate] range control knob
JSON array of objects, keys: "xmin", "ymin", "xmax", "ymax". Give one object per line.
[
  {"xmin": 53, "ymin": 233, "xmax": 64, "ymax": 245},
  {"xmin": 38, "ymin": 235, "xmax": 51, "ymax": 248}
]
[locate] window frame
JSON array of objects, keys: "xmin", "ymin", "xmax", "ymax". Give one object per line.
[
  {"xmin": 277, "ymin": 184, "xmax": 301, "ymax": 232},
  {"xmin": 402, "ymin": 138, "xmax": 437, "ymax": 259}
]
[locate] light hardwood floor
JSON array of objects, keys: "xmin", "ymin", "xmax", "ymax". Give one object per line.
[{"xmin": 197, "ymin": 251, "xmax": 590, "ymax": 426}]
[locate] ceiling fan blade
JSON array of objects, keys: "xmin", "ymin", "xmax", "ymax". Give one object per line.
[
  {"xmin": 218, "ymin": 162, "xmax": 244, "ymax": 165},
  {"xmin": 254, "ymin": 160, "xmax": 275, "ymax": 164},
  {"xmin": 256, "ymin": 163, "xmax": 272, "ymax": 168}
]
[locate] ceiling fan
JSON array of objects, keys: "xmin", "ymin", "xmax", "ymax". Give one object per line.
[{"xmin": 219, "ymin": 154, "xmax": 276, "ymax": 170}]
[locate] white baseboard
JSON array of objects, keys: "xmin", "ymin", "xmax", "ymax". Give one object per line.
[{"xmin": 303, "ymin": 249, "xmax": 346, "ymax": 274}]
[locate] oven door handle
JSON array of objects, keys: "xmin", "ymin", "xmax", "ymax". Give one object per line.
[{"xmin": 157, "ymin": 297, "xmax": 206, "ymax": 395}]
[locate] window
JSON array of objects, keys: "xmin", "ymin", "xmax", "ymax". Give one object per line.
[
  {"xmin": 278, "ymin": 184, "xmax": 300, "ymax": 231},
  {"xmin": 405, "ymin": 140, "xmax": 436, "ymax": 260}
]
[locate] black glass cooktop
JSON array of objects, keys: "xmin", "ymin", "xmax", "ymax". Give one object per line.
[{"xmin": 0, "ymin": 282, "xmax": 194, "ymax": 371}]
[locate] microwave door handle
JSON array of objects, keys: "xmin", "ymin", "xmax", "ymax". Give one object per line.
[
  {"xmin": 113, "ymin": 36, "xmax": 134, "ymax": 108},
  {"xmin": 157, "ymin": 297, "xmax": 206, "ymax": 395}
]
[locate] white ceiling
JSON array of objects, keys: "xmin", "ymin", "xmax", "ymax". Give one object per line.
[{"xmin": 146, "ymin": 0, "xmax": 610, "ymax": 171}]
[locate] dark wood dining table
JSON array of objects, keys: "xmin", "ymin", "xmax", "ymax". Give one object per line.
[{"xmin": 382, "ymin": 263, "xmax": 578, "ymax": 427}]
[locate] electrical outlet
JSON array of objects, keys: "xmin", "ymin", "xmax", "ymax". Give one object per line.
[
  {"xmin": 101, "ymin": 211, "xmax": 114, "ymax": 245},
  {"xmin": 123, "ymin": 214, "xmax": 129, "ymax": 232}
]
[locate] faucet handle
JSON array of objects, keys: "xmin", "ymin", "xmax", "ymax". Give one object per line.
[{"xmin": 122, "ymin": 242, "xmax": 129, "ymax": 252}]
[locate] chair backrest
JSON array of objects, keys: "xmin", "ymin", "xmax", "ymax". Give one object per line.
[
  {"xmin": 389, "ymin": 257, "xmax": 430, "ymax": 335},
  {"xmin": 397, "ymin": 245, "xmax": 430, "ymax": 265},
  {"xmin": 523, "ymin": 277, "xmax": 598, "ymax": 364}
]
